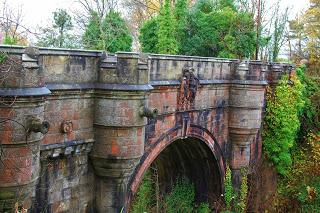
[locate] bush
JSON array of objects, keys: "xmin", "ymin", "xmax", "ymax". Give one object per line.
[
  {"xmin": 131, "ymin": 170, "xmax": 153, "ymax": 213},
  {"xmin": 165, "ymin": 178, "xmax": 195, "ymax": 213}
]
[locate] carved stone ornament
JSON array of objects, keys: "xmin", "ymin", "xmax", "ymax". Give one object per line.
[
  {"xmin": 27, "ymin": 116, "xmax": 50, "ymax": 134},
  {"xmin": 61, "ymin": 120, "xmax": 73, "ymax": 133},
  {"xmin": 178, "ymin": 66, "xmax": 200, "ymax": 110}
]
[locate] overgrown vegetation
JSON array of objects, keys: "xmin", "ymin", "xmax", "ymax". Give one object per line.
[
  {"xmin": 262, "ymin": 73, "xmax": 304, "ymax": 175},
  {"xmin": 269, "ymin": 64, "xmax": 320, "ymax": 210},
  {"xmin": 275, "ymin": 132, "xmax": 320, "ymax": 210},
  {"xmin": 165, "ymin": 178, "xmax": 195, "ymax": 212},
  {"xmin": 131, "ymin": 170, "xmax": 213, "ymax": 212},
  {"xmin": 238, "ymin": 172, "xmax": 248, "ymax": 213},
  {"xmin": 263, "ymin": 64, "xmax": 319, "ymax": 210},
  {"xmin": 260, "ymin": 0, "xmax": 320, "ymax": 210},
  {"xmin": 0, "ymin": 52, "xmax": 8, "ymax": 64},
  {"xmin": 223, "ymin": 166, "xmax": 234, "ymax": 211},
  {"xmin": 131, "ymin": 171, "xmax": 154, "ymax": 213},
  {"xmin": 222, "ymin": 166, "xmax": 248, "ymax": 213}
]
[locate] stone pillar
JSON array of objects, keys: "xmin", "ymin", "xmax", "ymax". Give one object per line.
[
  {"xmin": 0, "ymin": 47, "xmax": 50, "ymax": 211},
  {"xmin": 90, "ymin": 52, "xmax": 153, "ymax": 212},
  {"xmin": 265, "ymin": 62, "xmax": 294, "ymax": 86},
  {"xmin": 228, "ymin": 61, "xmax": 266, "ymax": 188}
]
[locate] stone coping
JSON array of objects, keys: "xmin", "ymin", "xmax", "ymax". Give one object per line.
[
  {"xmin": 0, "ymin": 80, "xmax": 268, "ymax": 97},
  {"xmin": 0, "ymin": 87, "xmax": 51, "ymax": 96},
  {"xmin": 0, "ymin": 45, "xmax": 292, "ymax": 67},
  {"xmin": 150, "ymin": 79, "xmax": 267, "ymax": 86},
  {"xmin": 46, "ymin": 83, "xmax": 154, "ymax": 91},
  {"xmin": 0, "ymin": 45, "xmax": 102, "ymax": 57}
]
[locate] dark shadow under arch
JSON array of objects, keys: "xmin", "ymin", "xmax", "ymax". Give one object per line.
[{"xmin": 151, "ymin": 137, "xmax": 222, "ymax": 204}]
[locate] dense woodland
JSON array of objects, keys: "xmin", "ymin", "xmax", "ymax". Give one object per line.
[{"xmin": 0, "ymin": 0, "xmax": 319, "ymax": 212}]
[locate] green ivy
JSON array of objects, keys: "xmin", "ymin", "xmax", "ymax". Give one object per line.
[
  {"xmin": 0, "ymin": 52, "xmax": 8, "ymax": 64},
  {"xmin": 131, "ymin": 170, "xmax": 153, "ymax": 213},
  {"xmin": 3, "ymin": 36, "xmax": 18, "ymax": 45},
  {"xmin": 238, "ymin": 174, "xmax": 248, "ymax": 213},
  {"xmin": 223, "ymin": 165, "xmax": 234, "ymax": 210},
  {"xmin": 165, "ymin": 178, "xmax": 195, "ymax": 213},
  {"xmin": 296, "ymin": 65, "xmax": 320, "ymax": 138},
  {"xmin": 263, "ymin": 73, "xmax": 305, "ymax": 175}
]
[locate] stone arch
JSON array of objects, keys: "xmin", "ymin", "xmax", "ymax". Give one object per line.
[{"xmin": 126, "ymin": 124, "xmax": 226, "ymax": 209}]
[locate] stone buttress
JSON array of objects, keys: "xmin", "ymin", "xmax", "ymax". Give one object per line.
[
  {"xmin": 228, "ymin": 60, "xmax": 267, "ymax": 186},
  {"xmin": 90, "ymin": 52, "xmax": 153, "ymax": 212},
  {"xmin": 0, "ymin": 47, "xmax": 50, "ymax": 211}
]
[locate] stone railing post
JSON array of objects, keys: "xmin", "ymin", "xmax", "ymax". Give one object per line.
[
  {"xmin": 0, "ymin": 47, "xmax": 50, "ymax": 211},
  {"xmin": 228, "ymin": 60, "xmax": 266, "ymax": 189},
  {"xmin": 90, "ymin": 52, "xmax": 152, "ymax": 212}
]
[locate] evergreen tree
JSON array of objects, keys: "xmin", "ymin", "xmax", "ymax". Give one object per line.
[
  {"xmin": 83, "ymin": 11, "xmax": 132, "ymax": 52},
  {"xmin": 156, "ymin": 0, "xmax": 178, "ymax": 54},
  {"xmin": 139, "ymin": 16, "xmax": 159, "ymax": 53},
  {"xmin": 82, "ymin": 12, "xmax": 102, "ymax": 50},
  {"xmin": 102, "ymin": 11, "xmax": 133, "ymax": 53},
  {"xmin": 174, "ymin": 0, "xmax": 188, "ymax": 54}
]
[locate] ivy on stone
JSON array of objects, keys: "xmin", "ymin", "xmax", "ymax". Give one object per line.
[{"xmin": 263, "ymin": 73, "xmax": 305, "ymax": 175}]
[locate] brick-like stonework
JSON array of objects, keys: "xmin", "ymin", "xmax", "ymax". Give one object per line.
[{"xmin": 0, "ymin": 46, "xmax": 293, "ymax": 212}]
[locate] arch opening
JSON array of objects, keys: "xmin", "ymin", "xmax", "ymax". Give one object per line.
[{"xmin": 131, "ymin": 137, "xmax": 223, "ymax": 211}]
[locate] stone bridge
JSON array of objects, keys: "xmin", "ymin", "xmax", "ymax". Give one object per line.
[{"xmin": 0, "ymin": 46, "xmax": 291, "ymax": 212}]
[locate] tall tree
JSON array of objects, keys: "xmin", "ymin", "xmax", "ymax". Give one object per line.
[
  {"xmin": 37, "ymin": 9, "xmax": 79, "ymax": 48},
  {"xmin": 83, "ymin": 11, "xmax": 133, "ymax": 52},
  {"xmin": 288, "ymin": 15, "xmax": 306, "ymax": 62},
  {"xmin": 174, "ymin": 0, "xmax": 188, "ymax": 54},
  {"xmin": 156, "ymin": 0, "xmax": 178, "ymax": 54},
  {"xmin": 53, "ymin": 9, "xmax": 73, "ymax": 47},
  {"xmin": 183, "ymin": 0, "xmax": 256, "ymax": 58},
  {"xmin": 139, "ymin": 16, "xmax": 158, "ymax": 53},
  {"xmin": 269, "ymin": 5, "xmax": 289, "ymax": 61},
  {"xmin": 304, "ymin": 0, "xmax": 320, "ymax": 70},
  {"xmin": 73, "ymin": 0, "xmax": 119, "ymax": 30},
  {"xmin": 237, "ymin": 0, "xmax": 290, "ymax": 61},
  {"xmin": 82, "ymin": 11, "xmax": 103, "ymax": 49}
]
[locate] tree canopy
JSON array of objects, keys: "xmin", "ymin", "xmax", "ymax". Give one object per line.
[
  {"xmin": 139, "ymin": 0, "xmax": 256, "ymax": 58},
  {"xmin": 37, "ymin": 9, "xmax": 79, "ymax": 48},
  {"xmin": 156, "ymin": 0, "xmax": 178, "ymax": 54},
  {"xmin": 82, "ymin": 10, "xmax": 133, "ymax": 52}
]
